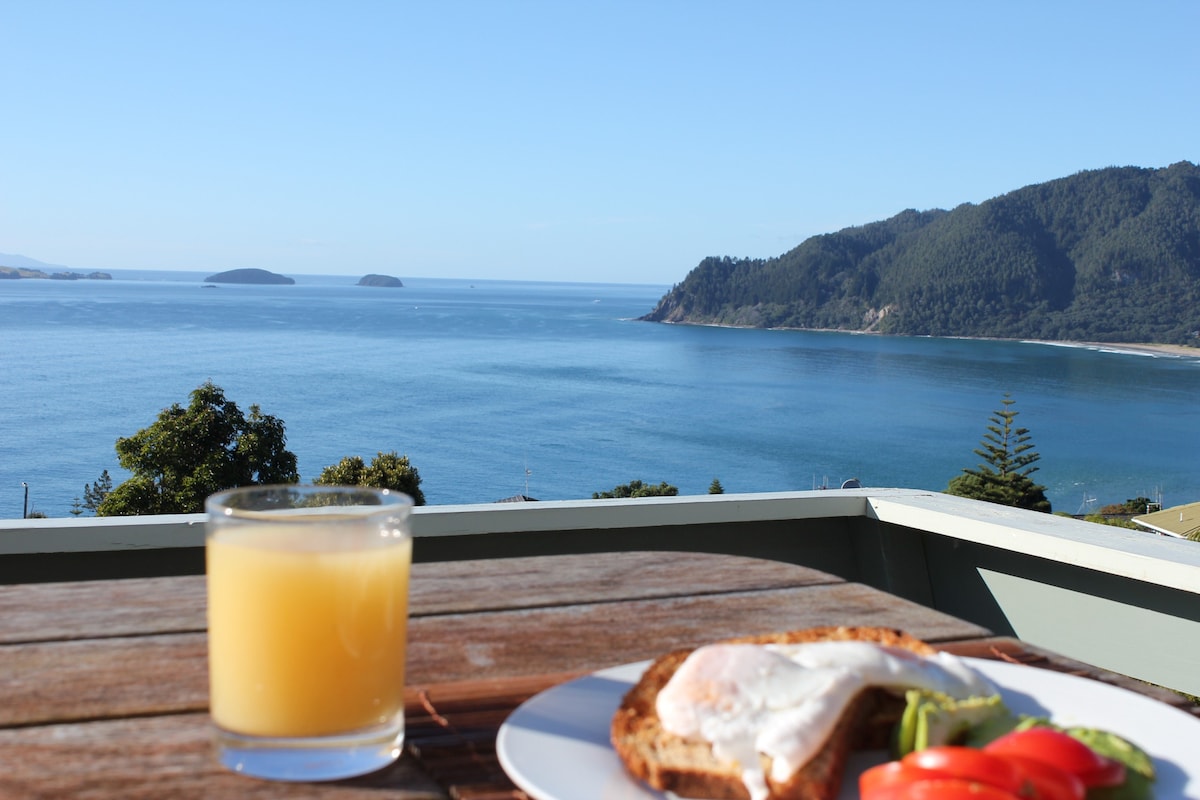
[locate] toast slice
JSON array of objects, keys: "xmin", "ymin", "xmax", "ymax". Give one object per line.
[{"xmin": 610, "ymin": 626, "xmax": 938, "ymax": 800}]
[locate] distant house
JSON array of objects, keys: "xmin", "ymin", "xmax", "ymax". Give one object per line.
[
  {"xmin": 1132, "ymin": 502, "xmax": 1200, "ymax": 539},
  {"xmin": 496, "ymin": 495, "xmax": 538, "ymax": 503}
]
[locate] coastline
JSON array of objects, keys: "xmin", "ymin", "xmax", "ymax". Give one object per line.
[
  {"xmin": 1021, "ymin": 339, "xmax": 1200, "ymax": 359},
  {"xmin": 654, "ymin": 320, "xmax": 1200, "ymax": 360}
]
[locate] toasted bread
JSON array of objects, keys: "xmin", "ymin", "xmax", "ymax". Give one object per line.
[{"xmin": 610, "ymin": 626, "xmax": 937, "ymax": 800}]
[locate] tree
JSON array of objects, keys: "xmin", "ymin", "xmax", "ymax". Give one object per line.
[
  {"xmin": 946, "ymin": 394, "xmax": 1052, "ymax": 513},
  {"xmin": 593, "ymin": 480, "xmax": 679, "ymax": 499},
  {"xmin": 98, "ymin": 382, "xmax": 299, "ymax": 516},
  {"xmin": 1083, "ymin": 513, "xmax": 1139, "ymax": 530},
  {"xmin": 1099, "ymin": 497, "xmax": 1156, "ymax": 515},
  {"xmin": 314, "ymin": 451, "xmax": 426, "ymax": 506},
  {"xmin": 708, "ymin": 478, "xmax": 725, "ymax": 494},
  {"xmin": 642, "ymin": 163, "xmax": 1200, "ymax": 346},
  {"xmin": 83, "ymin": 469, "xmax": 113, "ymax": 514}
]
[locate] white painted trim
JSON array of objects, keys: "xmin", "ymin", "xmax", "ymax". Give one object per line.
[
  {"xmin": 0, "ymin": 514, "xmax": 204, "ymax": 554},
  {"xmin": 0, "ymin": 490, "xmax": 876, "ymax": 553},
  {"xmin": 407, "ymin": 489, "xmax": 874, "ymax": 537},
  {"xmin": 866, "ymin": 492, "xmax": 1200, "ymax": 593}
]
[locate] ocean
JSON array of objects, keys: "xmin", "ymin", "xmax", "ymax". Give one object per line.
[{"xmin": 3, "ymin": 271, "xmax": 1198, "ymax": 520}]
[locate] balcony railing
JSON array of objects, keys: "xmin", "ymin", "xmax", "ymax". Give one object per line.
[{"xmin": 3, "ymin": 488, "xmax": 1198, "ymax": 698}]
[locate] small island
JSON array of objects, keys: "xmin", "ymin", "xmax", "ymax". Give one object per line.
[
  {"xmin": 0, "ymin": 267, "xmax": 112, "ymax": 280},
  {"xmin": 204, "ymin": 268, "xmax": 295, "ymax": 285},
  {"xmin": 357, "ymin": 274, "xmax": 404, "ymax": 288}
]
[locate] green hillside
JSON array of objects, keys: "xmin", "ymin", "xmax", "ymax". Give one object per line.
[{"xmin": 642, "ymin": 162, "xmax": 1200, "ymax": 344}]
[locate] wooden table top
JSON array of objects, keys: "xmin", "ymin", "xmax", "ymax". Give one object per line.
[{"xmin": 1, "ymin": 550, "xmax": 1194, "ymax": 799}]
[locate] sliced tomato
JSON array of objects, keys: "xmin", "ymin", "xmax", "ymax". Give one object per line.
[
  {"xmin": 1004, "ymin": 754, "xmax": 1086, "ymax": 800},
  {"xmin": 891, "ymin": 778, "xmax": 1023, "ymax": 800},
  {"xmin": 983, "ymin": 728, "xmax": 1126, "ymax": 788},
  {"xmin": 1086, "ymin": 760, "xmax": 1128, "ymax": 787},
  {"xmin": 861, "ymin": 761, "xmax": 932, "ymax": 795},
  {"xmin": 901, "ymin": 747, "xmax": 1025, "ymax": 794}
]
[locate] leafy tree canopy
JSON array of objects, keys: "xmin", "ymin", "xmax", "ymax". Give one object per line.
[
  {"xmin": 1082, "ymin": 513, "xmax": 1139, "ymax": 530},
  {"xmin": 593, "ymin": 479, "xmax": 679, "ymax": 499},
  {"xmin": 946, "ymin": 394, "xmax": 1052, "ymax": 513},
  {"xmin": 1099, "ymin": 497, "xmax": 1158, "ymax": 515},
  {"xmin": 314, "ymin": 451, "xmax": 426, "ymax": 506},
  {"xmin": 708, "ymin": 478, "xmax": 725, "ymax": 494},
  {"xmin": 98, "ymin": 382, "xmax": 299, "ymax": 516}
]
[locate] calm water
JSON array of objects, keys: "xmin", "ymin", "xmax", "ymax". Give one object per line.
[{"xmin": 2, "ymin": 272, "xmax": 1198, "ymax": 519}]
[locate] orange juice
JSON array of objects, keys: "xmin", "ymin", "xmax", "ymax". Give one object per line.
[{"xmin": 206, "ymin": 528, "xmax": 411, "ymax": 738}]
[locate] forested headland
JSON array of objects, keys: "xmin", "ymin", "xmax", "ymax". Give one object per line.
[{"xmin": 642, "ymin": 162, "xmax": 1200, "ymax": 345}]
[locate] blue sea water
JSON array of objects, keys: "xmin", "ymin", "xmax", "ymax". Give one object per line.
[{"xmin": 2, "ymin": 271, "xmax": 1198, "ymax": 519}]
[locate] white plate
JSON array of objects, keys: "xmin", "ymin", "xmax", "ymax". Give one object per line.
[{"xmin": 496, "ymin": 657, "xmax": 1200, "ymax": 800}]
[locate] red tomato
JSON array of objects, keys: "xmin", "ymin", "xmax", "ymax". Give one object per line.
[
  {"xmin": 1004, "ymin": 754, "xmax": 1086, "ymax": 800},
  {"xmin": 983, "ymin": 728, "xmax": 1126, "ymax": 788},
  {"xmin": 861, "ymin": 761, "xmax": 931, "ymax": 795},
  {"xmin": 901, "ymin": 747, "xmax": 1026, "ymax": 794},
  {"xmin": 889, "ymin": 778, "xmax": 1023, "ymax": 800}
]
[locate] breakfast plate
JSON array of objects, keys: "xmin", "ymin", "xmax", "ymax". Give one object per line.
[{"xmin": 496, "ymin": 657, "xmax": 1199, "ymax": 800}]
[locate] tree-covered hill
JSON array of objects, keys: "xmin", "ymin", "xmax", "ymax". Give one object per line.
[{"xmin": 641, "ymin": 162, "xmax": 1200, "ymax": 344}]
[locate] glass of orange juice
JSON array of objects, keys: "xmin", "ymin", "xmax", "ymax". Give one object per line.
[{"xmin": 205, "ymin": 485, "xmax": 413, "ymax": 781}]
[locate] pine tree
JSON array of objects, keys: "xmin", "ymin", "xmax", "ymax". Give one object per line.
[
  {"xmin": 946, "ymin": 394, "xmax": 1052, "ymax": 512},
  {"xmin": 83, "ymin": 469, "xmax": 113, "ymax": 514}
]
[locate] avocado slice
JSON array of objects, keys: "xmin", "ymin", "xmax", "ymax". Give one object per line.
[
  {"xmin": 1066, "ymin": 727, "xmax": 1155, "ymax": 800},
  {"xmin": 893, "ymin": 690, "xmax": 1010, "ymax": 757},
  {"xmin": 891, "ymin": 690, "xmax": 1157, "ymax": 800}
]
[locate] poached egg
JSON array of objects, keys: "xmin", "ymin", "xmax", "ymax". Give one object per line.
[{"xmin": 655, "ymin": 641, "xmax": 996, "ymax": 800}]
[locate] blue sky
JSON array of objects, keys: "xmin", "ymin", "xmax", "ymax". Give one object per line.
[{"xmin": 2, "ymin": 1, "xmax": 1197, "ymax": 285}]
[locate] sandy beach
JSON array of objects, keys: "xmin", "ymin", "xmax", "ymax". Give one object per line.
[
  {"xmin": 687, "ymin": 320, "xmax": 1200, "ymax": 360},
  {"xmin": 1024, "ymin": 340, "xmax": 1200, "ymax": 359}
]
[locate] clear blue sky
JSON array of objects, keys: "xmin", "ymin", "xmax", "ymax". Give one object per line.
[{"xmin": 2, "ymin": 1, "xmax": 1197, "ymax": 285}]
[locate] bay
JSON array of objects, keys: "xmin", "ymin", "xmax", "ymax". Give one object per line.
[{"xmin": 2, "ymin": 272, "xmax": 1198, "ymax": 520}]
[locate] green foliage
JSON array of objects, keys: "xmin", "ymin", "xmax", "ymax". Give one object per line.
[
  {"xmin": 98, "ymin": 382, "xmax": 299, "ymax": 516},
  {"xmin": 83, "ymin": 469, "xmax": 112, "ymax": 514},
  {"xmin": 708, "ymin": 478, "xmax": 725, "ymax": 494},
  {"xmin": 313, "ymin": 451, "xmax": 426, "ymax": 506},
  {"xmin": 946, "ymin": 395, "xmax": 1052, "ymax": 513},
  {"xmin": 643, "ymin": 162, "xmax": 1200, "ymax": 345},
  {"xmin": 593, "ymin": 479, "xmax": 679, "ymax": 499},
  {"xmin": 69, "ymin": 497, "xmax": 84, "ymax": 516},
  {"xmin": 1099, "ymin": 497, "xmax": 1156, "ymax": 515},
  {"xmin": 1084, "ymin": 514, "xmax": 1140, "ymax": 529}
]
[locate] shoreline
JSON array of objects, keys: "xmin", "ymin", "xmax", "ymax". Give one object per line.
[
  {"xmin": 651, "ymin": 320, "xmax": 1200, "ymax": 360},
  {"xmin": 1020, "ymin": 339, "xmax": 1200, "ymax": 359}
]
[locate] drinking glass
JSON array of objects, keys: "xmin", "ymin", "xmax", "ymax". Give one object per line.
[{"xmin": 205, "ymin": 485, "xmax": 413, "ymax": 781}]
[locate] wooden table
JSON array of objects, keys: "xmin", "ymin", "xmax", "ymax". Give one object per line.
[{"xmin": 1, "ymin": 551, "xmax": 1194, "ymax": 798}]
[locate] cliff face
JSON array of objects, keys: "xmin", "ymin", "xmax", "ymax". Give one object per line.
[
  {"xmin": 642, "ymin": 162, "xmax": 1200, "ymax": 345},
  {"xmin": 204, "ymin": 268, "xmax": 295, "ymax": 285}
]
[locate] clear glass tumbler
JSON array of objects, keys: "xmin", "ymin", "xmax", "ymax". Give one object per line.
[{"xmin": 205, "ymin": 485, "xmax": 413, "ymax": 781}]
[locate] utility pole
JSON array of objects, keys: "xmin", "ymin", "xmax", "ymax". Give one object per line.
[{"xmin": 22, "ymin": 482, "xmax": 29, "ymax": 519}]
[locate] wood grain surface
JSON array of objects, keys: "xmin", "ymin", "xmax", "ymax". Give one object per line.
[{"xmin": 2, "ymin": 550, "xmax": 1186, "ymax": 800}]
